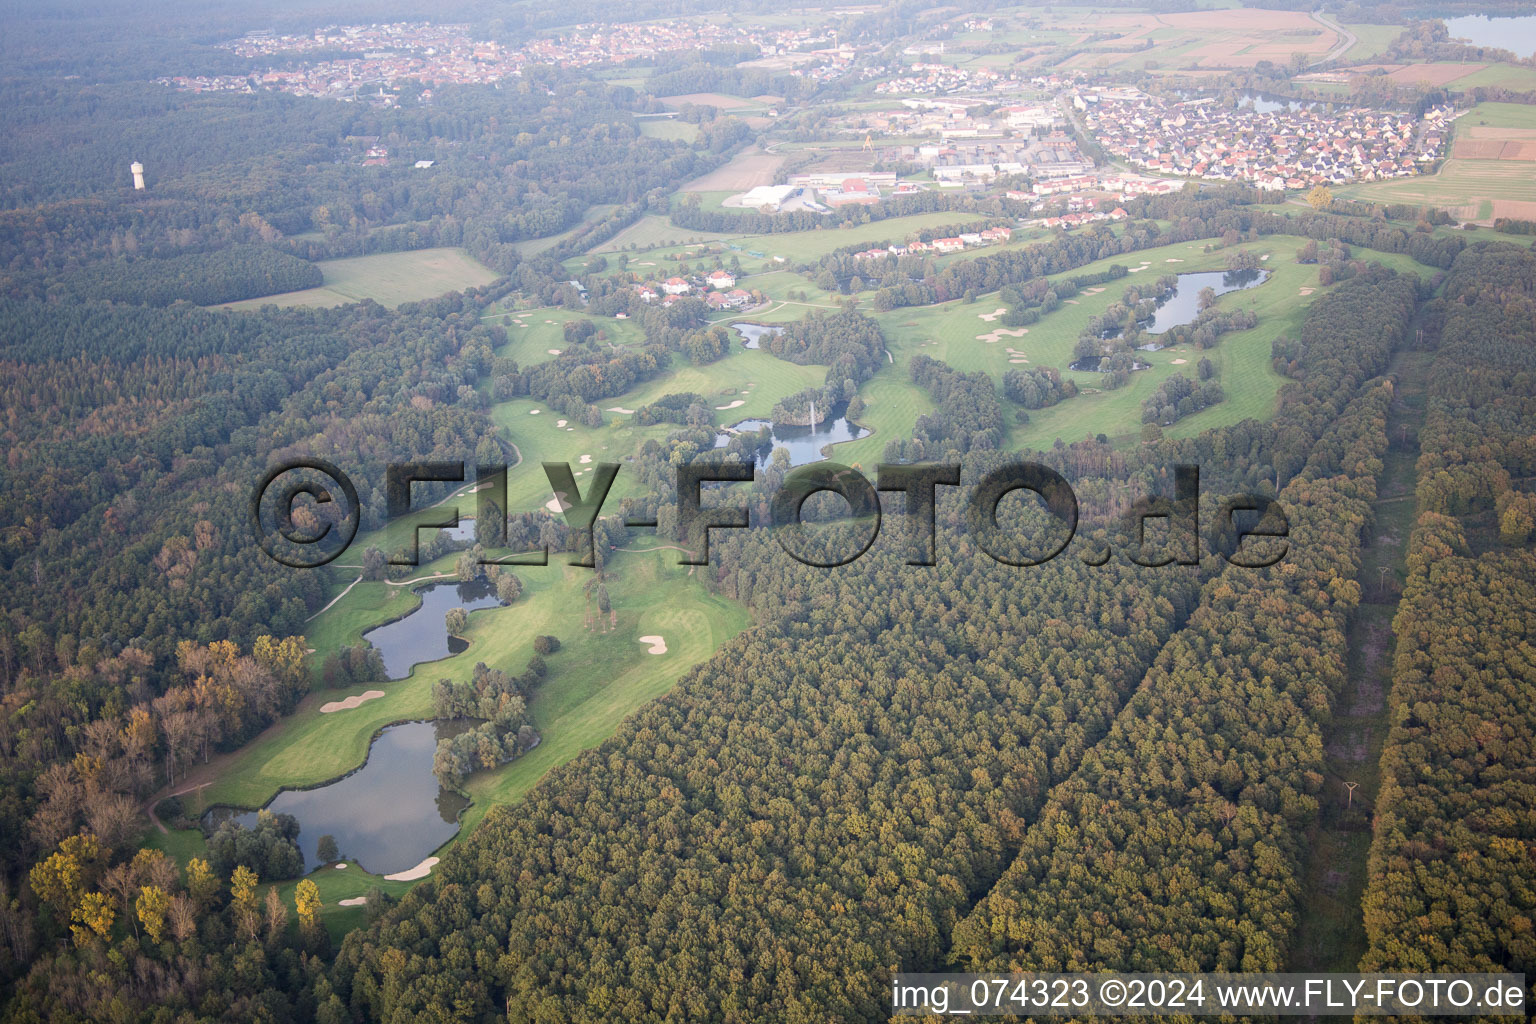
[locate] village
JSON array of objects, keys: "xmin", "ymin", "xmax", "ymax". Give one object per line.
[
  {"xmin": 156, "ymin": 20, "xmax": 839, "ymax": 99},
  {"xmin": 1077, "ymin": 87, "xmax": 1455, "ymax": 189}
]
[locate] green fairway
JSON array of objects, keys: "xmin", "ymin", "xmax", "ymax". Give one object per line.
[
  {"xmin": 832, "ymin": 233, "xmax": 1437, "ymax": 460},
  {"xmin": 218, "ymin": 247, "xmax": 499, "ymax": 310},
  {"xmin": 155, "ymin": 544, "xmax": 747, "ymax": 867}
]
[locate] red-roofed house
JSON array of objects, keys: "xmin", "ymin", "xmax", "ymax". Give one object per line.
[
  {"xmin": 705, "ymin": 270, "xmax": 736, "ymax": 290},
  {"xmin": 663, "ymin": 277, "xmax": 691, "ymax": 296}
]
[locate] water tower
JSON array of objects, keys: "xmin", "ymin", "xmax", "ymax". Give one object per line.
[{"xmin": 130, "ymin": 161, "xmax": 145, "ymax": 190}]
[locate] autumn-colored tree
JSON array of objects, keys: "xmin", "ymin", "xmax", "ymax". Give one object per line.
[
  {"xmin": 186, "ymin": 856, "xmax": 218, "ymax": 909},
  {"xmin": 295, "ymin": 878, "xmax": 322, "ymax": 935},
  {"xmin": 70, "ymin": 891, "xmax": 114, "ymax": 945},
  {"xmin": 29, "ymin": 834, "xmax": 101, "ymax": 918},
  {"xmin": 136, "ymin": 884, "xmax": 170, "ymax": 942},
  {"xmin": 1306, "ymin": 185, "xmax": 1334, "ymax": 211},
  {"xmin": 230, "ymin": 865, "xmax": 259, "ymax": 917}
]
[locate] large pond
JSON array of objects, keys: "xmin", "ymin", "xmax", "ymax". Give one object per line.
[
  {"xmin": 731, "ymin": 322, "xmax": 783, "ymax": 349},
  {"xmin": 205, "ymin": 719, "xmax": 473, "ymax": 876},
  {"xmin": 715, "ymin": 400, "xmax": 870, "ymax": 468},
  {"xmin": 362, "ymin": 579, "xmax": 502, "ymax": 680},
  {"xmin": 1141, "ymin": 268, "xmax": 1266, "ymax": 335},
  {"xmin": 1177, "ymin": 89, "xmax": 1323, "ymax": 114},
  {"xmin": 1444, "ymin": 14, "xmax": 1536, "ymax": 58}
]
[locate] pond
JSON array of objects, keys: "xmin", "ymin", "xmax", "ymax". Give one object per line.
[
  {"xmin": 1444, "ymin": 14, "xmax": 1536, "ymax": 58},
  {"xmin": 204, "ymin": 719, "xmax": 474, "ymax": 876},
  {"xmin": 362, "ymin": 579, "xmax": 503, "ymax": 680},
  {"xmin": 731, "ymin": 322, "xmax": 783, "ymax": 349},
  {"xmin": 1068, "ymin": 356, "xmax": 1152, "ymax": 373},
  {"xmin": 1176, "ymin": 89, "xmax": 1323, "ymax": 115},
  {"xmin": 715, "ymin": 400, "xmax": 870, "ymax": 468},
  {"xmin": 1138, "ymin": 269, "xmax": 1266, "ymax": 336},
  {"xmin": 1238, "ymin": 90, "xmax": 1320, "ymax": 115}
]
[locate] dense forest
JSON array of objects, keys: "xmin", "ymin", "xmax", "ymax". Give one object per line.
[
  {"xmin": 3, "ymin": 0, "xmax": 1535, "ymax": 1015},
  {"xmin": 1360, "ymin": 244, "xmax": 1536, "ymax": 977}
]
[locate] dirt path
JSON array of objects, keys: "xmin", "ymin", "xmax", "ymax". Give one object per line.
[{"xmin": 1289, "ymin": 344, "xmax": 1429, "ymax": 971}]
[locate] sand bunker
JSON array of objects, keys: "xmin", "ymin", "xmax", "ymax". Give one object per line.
[
  {"xmin": 556, "ymin": 419, "xmax": 568, "ymax": 427},
  {"xmin": 1084, "ymin": 287, "xmax": 1105, "ymax": 294},
  {"xmin": 977, "ymin": 307, "xmax": 1008, "ymax": 322},
  {"xmin": 320, "ymin": 690, "xmax": 386, "ymax": 714},
  {"xmin": 1165, "ymin": 258, "xmax": 1184, "ymax": 263},
  {"xmin": 384, "ymin": 856, "xmax": 438, "ymax": 882},
  {"xmin": 716, "ymin": 399, "xmax": 746, "ymax": 410},
  {"xmin": 547, "ymin": 349, "xmax": 562, "ymax": 355},
  {"xmin": 1260, "ymin": 254, "xmax": 1270, "ymax": 261},
  {"xmin": 1299, "ymin": 287, "xmax": 1315, "ymax": 296},
  {"xmin": 977, "ymin": 328, "xmax": 1029, "ymax": 343},
  {"xmin": 1128, "ymin": 267, "xmax": 1145, "ymax": 273},
  {"xmin": 605, "ymin": 406, "xmax": 635, "ymax": 414},
  {"xmin": 334, "ymin": 863, "xmax": 347, "ymax": 870},
  {"xmin": 638, "ymin": 635, "xmax": 668, "ymax": 655},
  {"xmin": 1063, "ymin": 298, "xmax": 1080, "ymax": 304},
  {"xmin": 545, "ymin": 492, "xmax": 572, "ymax": 514},
  {"xmin": 338, "ymin": 897, "xmax": 367, "ymax": 907},
  {"xmin": 1171, "ymin": 358, "xmax": 1188, "ymax": 365},
  {"xmin": 529, "ymin": 409, "xmax": 540, "ymax": 415},
  {"xmin": 1009, "ymin": 358, "xmax": 1030, "ymax": 364},
  {"xmin": 579, "ymin": 454, "xmax": 592, "ymax": 464}
]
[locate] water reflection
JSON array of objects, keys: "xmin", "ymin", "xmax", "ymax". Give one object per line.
[
  {"xmin": 362, "ymin": 580, "xmax": 502, "ymax": 680},
  {"xmin": 715, "ymin": 400, "xmax": 869, "ymax": 468},
  {"xmin": 731, "ymin": 322, "xmax": 784, "ymax": 349},
  {"xmin": 204, "ymin": 719, "xmax": 474, "ymax": 876}
]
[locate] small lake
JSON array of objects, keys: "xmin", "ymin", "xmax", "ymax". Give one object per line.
[
  {"xmin": 731, "ymin": 322, "xmax": 783, "ymax": 349},
  {"xmin": 205, "ymin": 719, "xmax": 473, "ymax": 876},
  {"xmin": 1113, "ymin": 268, "xmax": 1267, "ymax": 344},
  {"xmin": 715, "ymin": 400, "xmax": 870, "ymax": 468},
  {"xmin": 362, "ymin": 580, "xmax": 502, "ymax": 680},
  {"xmin": 1444, "ymin": 15, "xmax": 1536, "ymax": 58},
  {"xmin": 1177, "ymin": 89, "xmax": 1322, "ymax": 115},
  {"xmin": 1239, "ymin": 90, "xmax": 1320, "ymax": 115}
]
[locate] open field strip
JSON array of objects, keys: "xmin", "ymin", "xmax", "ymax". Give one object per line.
[{"xmin": 217, "ymin": 247, "xmax": 499, "ymax": 310}]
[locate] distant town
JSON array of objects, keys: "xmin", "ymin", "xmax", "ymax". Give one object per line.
[
  {"xmin": 156, "ymin": 20, "xmax": 844, "ymax": 100},
  {"xmin": 155, "ymin": 17, "xmax": 1456, "ymax": 200}
]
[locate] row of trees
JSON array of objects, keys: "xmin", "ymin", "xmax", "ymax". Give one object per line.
[{"xmin": 1361, "ymin": 242, "xmax": 1536, "ymax": 977}]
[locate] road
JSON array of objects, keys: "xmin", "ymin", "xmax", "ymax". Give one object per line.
[{"xmin": 1309, "ymin": 12, "xmax": 1357, "ymax": 68}]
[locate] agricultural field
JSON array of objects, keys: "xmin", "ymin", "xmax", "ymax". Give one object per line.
[
  {"xmin": 1339, "ymin": 103, "xmax": 1536, "ymax": 222},
  {"xmin": 217, "ymin": 247, "xmax": 499, "ymax": 310},
  {"xmin": 1020, "ymin": 7, "xmax": 1345, "ymax": 73},
  {"xmin": 679, "ymin": 147, "xmax": 784, "ymax": 191},
  {"xmin": 1337, "ymin": 23, "xmax": 1403, "ymax": 63}
]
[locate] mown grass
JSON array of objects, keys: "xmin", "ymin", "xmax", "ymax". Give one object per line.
[{"xmin": 218, "ymin": 248, "xmax": 499, "ymax": 310}]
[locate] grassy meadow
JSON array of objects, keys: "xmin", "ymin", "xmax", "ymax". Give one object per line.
[{"xmin": 218, "ymin": 247, "xmax": 499, "ymax": 310}]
